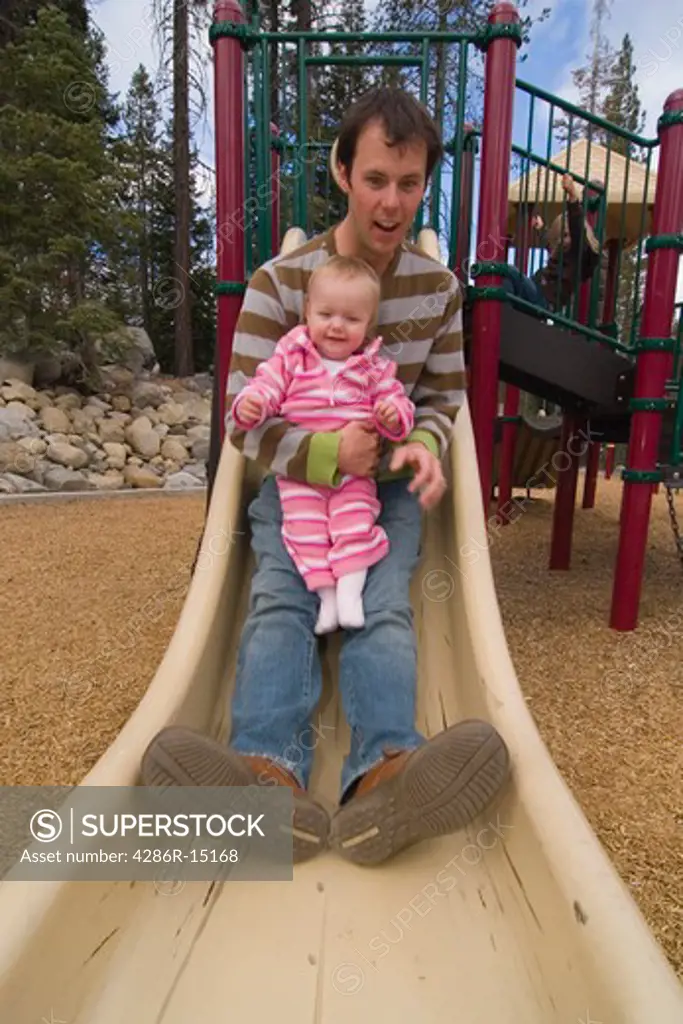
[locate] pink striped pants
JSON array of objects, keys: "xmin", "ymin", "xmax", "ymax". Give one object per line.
[{"xmin": 276, "ymin": 476, "xmax": 389, "ymax": 591}]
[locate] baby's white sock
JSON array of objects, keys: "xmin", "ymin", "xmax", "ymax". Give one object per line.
[
  {"xmin": 315, "ymin": 587, "xmax": 338, "ymax": 635},
  {"xmin": 336, "ymin": 568, "xmax": 368, "ymax": 629}
]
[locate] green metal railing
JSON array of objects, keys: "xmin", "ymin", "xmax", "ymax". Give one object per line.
[
  {"xmin": 237, "ymin": 12, "xmax": 681, "ymax": 475},
  {"xmin": 504, "ymin": 78, "xmax": 659, "ymax": 356},
  {"xmin": 669, "ymin": 302, "xmax": 683, "ymax": 467},
  {"xmin": 242, "ymin": 25, "xmax": 480, "ymax": 272}
]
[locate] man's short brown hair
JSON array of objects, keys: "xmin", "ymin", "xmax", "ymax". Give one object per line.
[{"xmin": 336, "ymin": 87, "xmax": 443, "ymax": 185}]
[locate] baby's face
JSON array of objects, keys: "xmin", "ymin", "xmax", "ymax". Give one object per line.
[{"xmin": 306, "ymin": 274, "xmax": 376, "ymax": 360}]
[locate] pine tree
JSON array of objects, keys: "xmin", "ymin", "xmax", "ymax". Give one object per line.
[
  {"xmin": 144, "ymin": 124, "xmax": 215, "ymax": 374},
  {"xmin": 601, "ymin": 33, "xmax": 647, "ymax": 345},
  {"xmin": 111, "ymin": 65, "xmax": 165, "ymax": 335},
  {"xmin": 603, "ymin": 34, "xmax": 645, "ymax": 155},
  {"xmin": 0, "ymin": 0, "xmax": 88, "ymax": 48},
  {"xmin": 371, "ymin": 0, "xmax": 551, "ymax": 141},
  {"xmin": 554, "ymin": 0, "xmax": 614, "ymax": 144},
  {"xmin": 0, "ymin": 5, "xmax": 121, "ymax": 383},
  {"xmin": 152, "ymin": 0, "xmax": 212, "ymax": 375}
]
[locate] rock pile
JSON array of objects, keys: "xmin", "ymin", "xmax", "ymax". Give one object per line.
[{"xmin": 0, "ymin": 369, "xmax": 213, "ymax": 495}]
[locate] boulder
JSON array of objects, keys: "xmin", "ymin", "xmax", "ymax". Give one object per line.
[
  {"xmin": 161, "ymin": 438, "xmax": 189, "ymax": 464},
  {"xmin": 191, "ymin": 438, "xmax": 209, "ymax": 462},
  {"xmin": 157, "ymin": 402, "xmax": 187, "ymax": 427},
  {"xmin": 40, "ymin": 406, "xmax": 71, "ymax": 434},
  {"xmin": 0, "ymin": 441, "xmax": 36, "ymax": 475},
  {"xmin": 17, "ymin": 437, "xmax": 47, "ymax": 456},
  {"xmin": 47, "ymin": 441, "xmax": 89, "ymax": 470},
  {"xmin": 164, "ymin": 471, "xmax": 203, "ymax": 490},
  {"xmin": 86, "ymin": 471, "xmax": 126, "ymax": 491},
  {"xmin": 1, "ymin": 473, "xmax": 47, "ymax": 494},
  {"xmin": 1, "ymin": 380, "xmax": 38, "ymax": 403},
  {"xmin": 98, "ymin": 419, "xmax": 126, "ymax": 444},
  {"xmin": 102, "ymin": 442, "xmax": 127, "ymax": 470},
  {"xmin": 123, "ymin": 465, "xmax": 164, "ymax": 488},
  {"xmin": 125, "ymin": 416, "xmax": 161, "ymax": 459},
  {"xmin": 131, "ymin": 381, "xmax": 168, "ymax": 409},
  {"xmin": 43, "ymin": 467, "xmax": 93, "ymax": 491},
  {"xmin": 0, "ymin": 407, "xmax": 41, "ymax": 441},
  {"xmin": 186, "ymin": 424, "xmax": 210, "ymax": 444},
  {"xmin": 6, "ymin": 401, "xmax": 37, "ymax": 421},
  {"xmin": 53, "ymin": 392, "xmax": 81, "ymax": 412}
]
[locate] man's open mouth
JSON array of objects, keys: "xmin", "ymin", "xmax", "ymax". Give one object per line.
[{"xmin": 373, "ymin": 221, "xmax": 399, "ymax": 234}]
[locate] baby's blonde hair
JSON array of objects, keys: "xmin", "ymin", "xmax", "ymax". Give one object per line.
[
  {"xmin": 307, "ymin": 255, "xmax": 381, "ymax": 330},
  {"xmin": 309, "ymin": 252, "xmax": 385, "ymax": 301}
]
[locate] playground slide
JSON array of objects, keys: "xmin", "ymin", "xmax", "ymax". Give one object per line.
[{"xmin": 0, "ymin": 400, "xmax": 682, "ymax": 1022}]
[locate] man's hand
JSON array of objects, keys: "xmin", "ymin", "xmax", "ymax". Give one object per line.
[
  {"xmin": 338, "ymin": 421, "xmax": 380, "ymax": 477},
  {"xmin": 390, "ymin": 442, "xmax": 446, "ymax": 510}
]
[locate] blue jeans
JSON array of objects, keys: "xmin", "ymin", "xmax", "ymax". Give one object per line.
[
  {"xmin": 228, "ymin": 473, "xmax": 426, "ymax": 798},
  {"xmin": 502, "ymin": 267, "xmax": 549, "ymax": 309}
]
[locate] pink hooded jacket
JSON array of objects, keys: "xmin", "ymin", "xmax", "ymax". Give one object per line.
[{"xmin": 230, "ymin": 325, "xmax": 415, "ymax": 442}]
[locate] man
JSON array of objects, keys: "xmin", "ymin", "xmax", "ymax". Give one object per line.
[{"xmin": 141, "ymin": 87, "xmax": 510, "ymax": 866}]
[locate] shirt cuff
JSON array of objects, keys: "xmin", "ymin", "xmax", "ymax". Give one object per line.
[
  {"xmin": 405, "ymin": 429, "xmax": 440, "ymax": 458},
  {"xmin": 306, "ymin": 431, "xmax": 343, "ymax": 486}
]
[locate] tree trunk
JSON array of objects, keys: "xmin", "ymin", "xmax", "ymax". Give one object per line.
[{"xmin": 173, "ymin": 0, "xmax": 193, "ymax": 377}]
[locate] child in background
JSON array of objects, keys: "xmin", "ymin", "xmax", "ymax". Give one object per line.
[
  {"xmin": 503, "ymin": 173, "xmax": 602, "ymax": 311},
  {"xmin": 230, "ymin": 255, "xmax": 415, "ymax": 636}
]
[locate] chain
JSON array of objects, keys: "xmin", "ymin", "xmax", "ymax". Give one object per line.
[{"xmin": 665, "ymin": 485, "xmax": 683, "ymax": 569}]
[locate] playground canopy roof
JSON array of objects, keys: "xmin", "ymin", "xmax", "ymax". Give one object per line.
[{"xmin": 507, "ymin": 139, "xmax": 657, "ymax": 246}]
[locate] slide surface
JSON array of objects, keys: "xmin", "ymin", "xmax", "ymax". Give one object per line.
[{"xmin": 0, "ymin": 399, "xmax": 682, "ymax": 1022}]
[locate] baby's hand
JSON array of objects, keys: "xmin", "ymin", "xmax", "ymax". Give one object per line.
[
  {"xmin": 237, "ymin": 394, "xmax": 265, "ymax": 425},
  {"xmin": 531, "ymin": 213, "xmax": 544, "ymax": 231},
  {"xmin": 375, "ymin": 400, "xmax": 400, "ymax": 431}
]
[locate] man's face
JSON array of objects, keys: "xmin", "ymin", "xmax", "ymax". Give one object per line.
[{"xmin": 339, "ymin": 119, "xmax": 428, "ymax": 262}]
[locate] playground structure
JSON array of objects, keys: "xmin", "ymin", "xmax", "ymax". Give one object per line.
[
  {"xmin": 209, "ymin": 0, "xmax": 683, "ymax": 632},
  {"xmin": 0, "ymin": 1, "xmax": 682, "ymax": 1020}
]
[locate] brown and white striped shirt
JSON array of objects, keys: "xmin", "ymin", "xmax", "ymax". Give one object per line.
[{"xmin": 225, "ymin": 227, "xmax": 466, "ymax": 486}]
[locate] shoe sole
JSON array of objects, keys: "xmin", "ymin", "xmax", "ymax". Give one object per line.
[
  {"xmin": 140, "ymin": 726, "xmax": 330, "ymax": 864},
  {"xmin": 329, "ymin": 719, "xmax": 511, "ymax": 866}
]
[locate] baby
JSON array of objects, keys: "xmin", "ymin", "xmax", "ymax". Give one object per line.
[{"xmin": 230, "ymin": 255, "xmax": 415, "ymax": 635}]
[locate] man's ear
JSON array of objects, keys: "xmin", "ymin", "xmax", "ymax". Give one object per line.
[{"xmin": 330, "ymin": 138, "xmax": 350, "ymax": 194}]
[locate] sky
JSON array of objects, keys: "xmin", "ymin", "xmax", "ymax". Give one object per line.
[{"xmin": 92, "ymin": 0, "xmax": 682, "ymax": 297}]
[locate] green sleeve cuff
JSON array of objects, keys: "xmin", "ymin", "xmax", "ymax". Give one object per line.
[
  {"xmin": 405, "ymin": 429, "xmax": 440, "ymax": 458},
  {"xmin": 306, "ymin": 431, "xmax": 342, "ymax": 486}
]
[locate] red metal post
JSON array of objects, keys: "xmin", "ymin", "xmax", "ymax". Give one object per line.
[
  {"xmin": 549, "ymin": 190, "xmax": 601, "ymax": 558},
  {"xmin": 469, "ymin": 2, "xmax": 521, "ymax": 513},
  {"xmin": 270, "ymin": 122, "xmax": 281, "ymax": 258},
  {"xmin": 582, "ymin": 440, "xmax": 601, "ymax": 508},
  {"xmin": 213, "ymin": 0, "xmax": 246, "ymax": 448},
  {"xmin": 605, "ymin": 444, "xmax": 615, "ymax": 479},
  {"xmin": 610, "ymin": 90, "xmax": 683, "ymax": 631},
  {"xmin": 549, "ymin": 415, "xmax": 583, "ymax": 569}
]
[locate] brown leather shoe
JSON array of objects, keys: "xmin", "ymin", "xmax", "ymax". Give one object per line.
[
  {"xmin": 329, "ymin": 719, "xmax": 510, "ymax": 865},
  {"xmin": 141, "ymin": 726, "xmax": 329, "ymax": 863}
]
